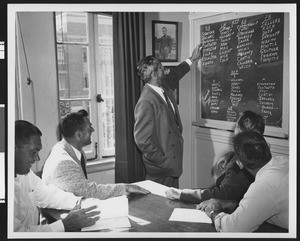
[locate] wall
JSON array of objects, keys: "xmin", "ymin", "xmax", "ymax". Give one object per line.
[
  {"xmin": 16, "ymin": 12, "xmax": 60, "ymax": 172},
  {"xmin": 193, "ymin": 127, "xmax": 289, "ymax": 188}
]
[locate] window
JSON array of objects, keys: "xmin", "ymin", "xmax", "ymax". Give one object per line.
[{"xmin": 55, "ymin": 12, "xmax": 114, "ymax": 160}]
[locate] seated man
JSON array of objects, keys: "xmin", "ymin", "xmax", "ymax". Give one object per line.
[
  {"xmin": 197, "ymin": 131, "xmax": 288, "ymax": 232},
  {"xmin": 42, "ymin": 109, "xmax": 149, "ymax": 199},
  {"xmin": 14, "ymin": 120, "xmax": 100, "ymax": 232},
  {"xmin": 165, "ymin": 110, "xmax": 264, "ymax": 203}
]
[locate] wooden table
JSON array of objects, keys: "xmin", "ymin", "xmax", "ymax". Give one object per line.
[
  {"xmin": 42, "ymin": 192, "xmax": 216, "ymax": 232},
  {"xmin": 127, "ymin": 193, "xmax": 216, "ymax": 232},
  {"xmin": 42, "ymin": 180, "xmax": 287, "ymax": 233}
]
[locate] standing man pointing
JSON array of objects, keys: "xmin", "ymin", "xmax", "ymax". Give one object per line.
[{"xmin": 134, "ymin": 45, "xmax": 203, "ymax": 188}]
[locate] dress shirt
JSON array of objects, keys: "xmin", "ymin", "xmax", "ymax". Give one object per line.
[
  {"xmin": 70, "ymin": 145, "xmax": 87, "ymax": 179},
  {"xmin": 14, "ymin": 170, "xmax": 81, "ymax": 232},
  {"xmin": 214, "ymin": 155, "xmax": 289, "ymax": 232},
  {"xmin": 147, "ymin": 59, "xmax": 192, "ymax": 111},
  {"xmin": 70, "ymin": 144, "xmax": 81, "ymax": 161},
  {"xmin": 147, "ymin": 84, "xmax": 178, "ymax": 115}
]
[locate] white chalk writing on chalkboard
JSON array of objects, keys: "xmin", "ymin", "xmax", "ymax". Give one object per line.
[{"xmin": 200, "ymin": 12, "xmax": 284, "ymax": 127}]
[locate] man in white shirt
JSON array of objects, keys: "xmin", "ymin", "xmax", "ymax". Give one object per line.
[
  {"xmin": 14, "ymin": 120, "xmax": 100, "ymax": 232},
  {"xmin": 197, "ymin": 131, "xmax": 289, "ymax": 232}
]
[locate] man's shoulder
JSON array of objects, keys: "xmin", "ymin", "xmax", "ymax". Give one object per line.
[
  {"xmin": 138, "ymin": 86, "xmax": 161, "ymax": 102},
  {"xmin": 47, "ymin": 140, "xmax": 75, "ymax": 162},
  {"xmin": 48, "ymin": 141, "xmax": 65, "ymax": 155},
  {"xmin": 257, "ymin": 155, "xmax": 289, "ymax": 181},
  {"xmin": 273, "ymin": 155, "xmax": 289, "ymax": 164}
]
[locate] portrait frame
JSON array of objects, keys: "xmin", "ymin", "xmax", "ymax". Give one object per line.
[
  {"xmin": 152, "ymin": 20, "xmax": 178, "ymax": 62},
  {"xmin": 162, "ymin": 65, "xmax": 179, "ymax": 104}
]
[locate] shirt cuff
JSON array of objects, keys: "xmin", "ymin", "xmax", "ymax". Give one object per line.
[
  {"xmin": 176, "ymin": 189, "xmax": 183, "ymax": 199},
  {"xmin": 185, "ymin": 58, "xmax": 193, "ymax": 66},
  {"xmin": 213, "ymin": 212, "xmax": 226, "ymax": 232},
  {"xmin": 50, "ymin": 220, "xmax": 65, "ymax": 232}
]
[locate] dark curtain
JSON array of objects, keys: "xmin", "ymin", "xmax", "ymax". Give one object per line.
[{"xmin": 113, "ymin": 12, "xmax": 146, "ymax": 183}]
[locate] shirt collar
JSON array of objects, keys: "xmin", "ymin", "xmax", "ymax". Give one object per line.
[
  {"xmin": 147, "ymin": 83, "xmax": 163, "ymax": 93},
  {"xmin": 64, "ymin": 138, "xmax": 82, "ymax": 160}
]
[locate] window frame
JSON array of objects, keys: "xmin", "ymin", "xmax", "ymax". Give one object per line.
[{"xmin": 54, "ymin": 12, "xmax": 115, "ymax": 161}]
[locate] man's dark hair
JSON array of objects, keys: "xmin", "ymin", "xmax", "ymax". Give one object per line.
[
  {"xmin": 15, "ymin": 120, "xmax": 42, "ymax": 147},
  {"xmin": 60, "ymin": 109, "xmax": 89, "ymax": 138},
  {"xmin": 237, "ymin": 110, "xmax": 265, "ymax": 134},
  {"xmin": 136, "ymin": 55, "xmax": 161, "ymax": 83},
  {"xmin": 233, "ymin": 131, "xmax": 272, "ymax": 170}
]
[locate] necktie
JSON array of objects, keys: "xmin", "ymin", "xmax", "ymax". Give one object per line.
[
  {"xmin": 80, "ymin": 153, "xmax": 88, "ymax": 179},
  {"xmin": 163, "ymin": 90, "xmax": 179, "ymax": 126}
]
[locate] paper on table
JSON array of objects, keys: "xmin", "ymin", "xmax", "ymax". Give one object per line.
[
  {"xmin": 133, "ymin": 180, "xmax": 169, "ymax": 197},
  {"xmin": 169, "ymin": 208, "xmax": 212, "ymax": 224},
  {"xmin": 81, "ymin": 195, "xmax": 131, "ymax": 231},
  {"xmin": 83, "ymin": 216, "xmax": 131, "ymax": 231}
]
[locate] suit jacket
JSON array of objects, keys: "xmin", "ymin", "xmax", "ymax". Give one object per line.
[
  {"xmin": 134, "ymin": 61, "xmax": 190, "ymax": 178},
  {"xmin": 42, "ymin": 139, "xmax": 126, "ymax": 199},
  {"xmin": 180, "ymin": 153, "xmax": 255, "ymax": 204}
]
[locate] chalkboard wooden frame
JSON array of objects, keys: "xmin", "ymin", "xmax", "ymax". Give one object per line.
[{"xmin": 190, "ymin": 12, "xmax": 290, "ymax": 138}]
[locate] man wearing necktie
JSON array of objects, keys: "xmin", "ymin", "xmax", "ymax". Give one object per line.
[
  {"xmin": 14, "ymin": 120, "xmax": 100, "ymax": 232},
  {"xmin": 134, "ymin": 45, "xmax": 203, "ymax": 188},
  {"xmin": 80, "ymin": 151, "xmax": 88, "ymax": 179},
  {"xmin": 162, "ymin": 90, "xmax": 179, "ymax": 127},
  {"xmin": 42, "ymin": 109, "xmax": 149, "ymax": 199}
]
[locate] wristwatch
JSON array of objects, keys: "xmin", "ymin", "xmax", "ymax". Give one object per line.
[{"xmin": 209, "ymin": 210, "xmax": 220, "ymax": 222}]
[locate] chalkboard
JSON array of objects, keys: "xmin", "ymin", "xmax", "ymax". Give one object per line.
[{"xmin": 199, "ymin": 13, "xmax": 284, "ymax": 128}]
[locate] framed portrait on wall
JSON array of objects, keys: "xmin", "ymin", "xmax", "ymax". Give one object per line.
[{"xmin": 152, "ymin": 20, "xmax": 178, "ymax": 62}]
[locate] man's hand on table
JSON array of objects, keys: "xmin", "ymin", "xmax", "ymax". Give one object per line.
[
  {"xmin": 125, "ymin": 184, "xmax": 151, "ymax": 195},
  {"xmin": 196, "ymin": 198, "xmax": 238, "ymax": 218},
  {"xmin": 62, "ymin": 201, "xmax": 100, "ymax": 232},
  {"xmin": 165, "ymin": 187, "xmax": 182, "ymax": 200},
  {"xmin": 196, "ymin": 198, "xmax": 223, "ymax": 213}
]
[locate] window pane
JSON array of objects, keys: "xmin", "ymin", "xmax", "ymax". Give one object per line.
[
  {"xmin": 98, "ymin": 15, "xmax": 114, "ymax": 154},
  {"xmin": 102, "ymin": 98, "xmax": 115, "ymax": 152},
  {"xmin": 59, "ymin": 100, "xmax": 91, "ymax": 118},
  {"xmin": 57, "ymin": 44, "xmax": 90, "ymax": 99},
  {"xmin": 56, "ymin": 12, "xmax": 88, "ymax": 43},
  {"xmin": 55, "ymin": 12, "xmax": 115, "ymax": 160},
  {"xmin": 98, "ymin": 15, "xmax": 112, "ymax": 45},
  {"xmin": 99, "ymin": 46, "xmax": 113, "ymax": 96}
]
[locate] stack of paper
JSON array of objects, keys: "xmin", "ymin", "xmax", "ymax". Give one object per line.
[
  {"xmin": 134, "ymin": 180, "xmax": 169, "ymax": 197},
  {"xmin": 169, "ymin": 208, "xmax": 212, "ymax": 224},
  {"xmin": 81, "ymin": 195, "xmax": 131, "ymax": 231}
]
